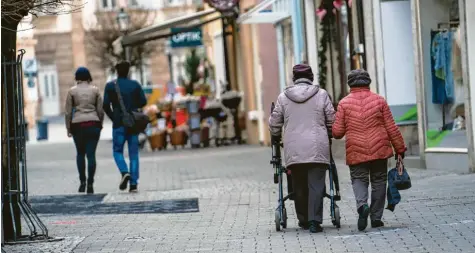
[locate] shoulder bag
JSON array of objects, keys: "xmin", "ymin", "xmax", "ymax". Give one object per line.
[{"xmin": 114, "ymin": 80, "xmax": 149, "ymax": 134}]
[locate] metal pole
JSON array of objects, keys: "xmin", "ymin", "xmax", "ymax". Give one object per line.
[
  {"xmin": 411, "ymin": 0, "xmax": 427, "ymax": 169},
  {"xmin": 166, "ymin": 42, "xmax": 176, "ymax": 128},
  {"xmin": 168, "ymin": 54, "xmax": 174, "ymax": 82},
  {"xmin": 356, "ymin": 0, "xmax": 366, "ymax": 70},
  {"xmin": 459, "ymin": 0, "xmax": 475, "ymax": 172},
  {"xmin": 222, "ymin": 18, "xmax": 231, "ymax": 91}
]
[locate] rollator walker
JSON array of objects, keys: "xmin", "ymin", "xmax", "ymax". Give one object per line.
[{"xmin": 270, "ymin": 102, "xmax": 341, "ymax": 231}]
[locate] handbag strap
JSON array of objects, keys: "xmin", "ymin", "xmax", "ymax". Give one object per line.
[
  {"xmin": 397, "ymin": 155, "xmax": 404, "ymax": 176},
  {"xmin": 114, "ymin": 80, "xmax": 128, "ymax": 114}
]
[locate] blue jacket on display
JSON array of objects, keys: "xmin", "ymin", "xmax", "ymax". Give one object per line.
[{"xmin": 432, "ymin": 30, "xmax": 455, "ymax": 102}]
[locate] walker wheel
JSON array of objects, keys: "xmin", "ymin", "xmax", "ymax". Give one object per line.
[
  {"xmin": 282, "ymin": 208, "xmax": 287, "ymax": 229},
  {"xmin": 333, "ymin": 204, "xmax": 341, "ymax": 228},
  {"xmin": 275, "ymin": 210, "xmax": 281, "ymax": 231}
]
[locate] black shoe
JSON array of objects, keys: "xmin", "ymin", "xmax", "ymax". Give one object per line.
[
  {"xmin": 298, "ymin": 221, "xmax": 309, "ymax": 230},
  {"xmin": 78, "ymin": 183, "xmax": 86, "ymax": 193},
  {"xmin": 129, "ymin": 185, "xmax": 138, "ymax": 193},
  {"xmin": 86, "ymin": 185, "xmax": 94, "ymax": 194},
  {"xmin": 309, "ymin": 221, "xmax": 323, "ymax": 233},
  {"xmin": 119, "ymin": 173, "xmax": 130, "ymax": 191},
  {"xmin": 371, "ymin": 220, "xmax": 384, "ymax": 228},
  {"xmin": 357, "ymin": 204, "xmax": 370, "ymax": 231}
]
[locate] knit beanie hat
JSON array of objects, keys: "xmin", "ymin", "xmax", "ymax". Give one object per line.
[
  {"xmin": 292, "ymin": 64, "xmax": 314, "ymax": 82},
  {"xmin": 75, "ymin": 67, "xmax": 92, "ymax": 82},
  {"xmin": 347, "ymin": 69, "xmax": 371, "ymax": 87}
]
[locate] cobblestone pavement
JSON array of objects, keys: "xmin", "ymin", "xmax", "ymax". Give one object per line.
[{"xmin": 4, "ymin": 142, "xmax": 475, "ymax": 253}]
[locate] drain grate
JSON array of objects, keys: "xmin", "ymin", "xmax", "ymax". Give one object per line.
[{"xmin": 29, "ymin": 194, "xmax": 199, "ymax": 215}]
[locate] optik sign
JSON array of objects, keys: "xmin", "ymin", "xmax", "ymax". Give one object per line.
[{"xmin": 170, "ymin": 27, "xmax": 203, "ymax": 48}]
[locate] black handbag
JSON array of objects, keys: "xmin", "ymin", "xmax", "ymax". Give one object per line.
[
  {"xmin": 114, "ymin": 80, "xmax": 149, "ymax": 134},
  {"xmin": 394, "ymin": 156, "xmax": 412, "ymax": 190}
]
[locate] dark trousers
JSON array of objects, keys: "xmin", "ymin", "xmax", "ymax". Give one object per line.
[
  {"xmin": 72, "ymin": 126, "xmax": 101, "ymax": 185},
  {"xmin": 349, "ymin": 159, "xmax": 388, "ymax": 221},
  {"xmin": 289, "ymin": 163, "xmax": 327, "ymax": 223}
]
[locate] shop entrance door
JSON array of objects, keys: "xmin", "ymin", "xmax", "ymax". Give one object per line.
[{"xmin": 38, "ymin": 65, "xmax": 60, "ymax": 116}]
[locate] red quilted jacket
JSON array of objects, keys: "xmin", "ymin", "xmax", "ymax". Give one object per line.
[{"xmin": 332, "ymin": 87, "xmax": 406, "ymax": 165}]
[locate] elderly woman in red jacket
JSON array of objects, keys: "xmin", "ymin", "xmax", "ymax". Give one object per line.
[{"xmin": 332, "ymin": 69, "xmax": 406, "ymax": 231}]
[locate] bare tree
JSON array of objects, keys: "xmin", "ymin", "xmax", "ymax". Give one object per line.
[
  {"xmin": 2, "ymin": 0, "xmax": 83, "ymax": 26},
  {"xmin": 85, "ymin": 8, "xmax": 163, "ymax": 83},
  {"xmin": 1, "ymin": 0, "xmax": 84, "ymax": 241}
]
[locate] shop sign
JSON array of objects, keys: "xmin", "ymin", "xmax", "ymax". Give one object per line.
[
  {"xmin": 23, "ymin": 58, "xmax": 37, "ymax": 74},
  {"xmin": 23, "ymin": 58, "xmax": 38, "ymax": 88},
  {"xmin": 170, "ymin": 27, "xmax": 203, "ymax": 48}
]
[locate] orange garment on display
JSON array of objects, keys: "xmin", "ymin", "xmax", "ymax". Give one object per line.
[{"xmin": 166, "ymin": 109, "xmax": 189, "ymax": 129}]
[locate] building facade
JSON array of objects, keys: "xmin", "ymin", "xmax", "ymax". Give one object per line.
[
  {"xmin": 17, "ymin": 16, "xmax": 40, "ymax": 128},
  {"xmin": 352, "ymin": 0, "xmax": 475, "ymax": 172},
  {"xmin": 30, "ymin": 0, "xmax": 198, "ymax": 117},
  {"xmin": 236, "ymin": 0, "xmax": 475, "ymax": 173}
]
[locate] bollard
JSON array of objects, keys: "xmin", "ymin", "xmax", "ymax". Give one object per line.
[{"xmin": 36, "ymin": 119, "xmax": 48, "ymax": 141}]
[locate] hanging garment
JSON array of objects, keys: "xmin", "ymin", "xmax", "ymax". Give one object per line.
[
  {"xmin": 431, "ymin": 31, "xmax": 451, "ymax": 104},
  {"xmin": 450, "ymin": 79, "xmax": 465, "ymax": 118},
  {"xmin": 451, "ymin": 27, "xmax": 463, "ymax": 82},
  {"xmin": 432, "ymin": 31, "xmax": 455, "ymax": 101}
]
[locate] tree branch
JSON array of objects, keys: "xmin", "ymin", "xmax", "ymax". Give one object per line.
[{"xmin": 85, "ymin": 8, "xmax": 160, "ymax": 72}]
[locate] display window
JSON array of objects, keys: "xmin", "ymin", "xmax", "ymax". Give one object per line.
[{"xmin": 417, "ymin": 0, "xmax": 467, "ymax": 150}]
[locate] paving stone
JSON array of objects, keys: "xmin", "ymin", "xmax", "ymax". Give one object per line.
[{"xmin": 3, "ymin": 143, "xmax": 474, "ymax": 253}]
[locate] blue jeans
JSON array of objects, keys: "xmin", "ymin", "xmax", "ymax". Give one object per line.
[
  {"xmin": 72, "ymin": 126, "xmax": 101, "ymax": 185},
  {"xmin": 112, "ymin": 127, "xmax": 140, "ymax": 185}
]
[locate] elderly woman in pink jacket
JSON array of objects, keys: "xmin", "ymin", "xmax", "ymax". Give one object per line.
[{"xmin": 269, "ymin": 64, "xmax": 335, "ymax": 233}]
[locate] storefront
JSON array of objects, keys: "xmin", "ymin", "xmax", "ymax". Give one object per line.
[
  {"xmin": 236, "ymin": 0, "xmax": 305, "ymax": 144},
  {"xmin": 390, "ymin": 0, "xmax": 475, "ymax": 171},
  {"xmin": 237, "ymin": 0, "xmax": 305, "ymax": 91}
]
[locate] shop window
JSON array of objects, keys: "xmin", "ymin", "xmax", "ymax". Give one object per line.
[
  {"xmin": 129, "ymin": 0, "xmax": 138, "ymax": 7},
  {"xmin": 50, "ymin": 74, "xmax": 56, "ymax": 97},
  {"xmin": 43, "ymin": 75, "xmax": 49, "ymax": 98},
  {"xmin": 101, "ymin": 0, "xmax": 117, "ymax": 9},
  {"xmin": 418, "ymin": 0, "xmax": 466, "ymax": 150}
]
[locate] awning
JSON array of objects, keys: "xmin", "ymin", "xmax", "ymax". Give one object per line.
[
  {"xmin": 236, "ymin": 0, "xmax": 290, "ymax": 24},
  {"xmin": 121, "ymin": 8, "xmax": 220, "ymax": 46}
]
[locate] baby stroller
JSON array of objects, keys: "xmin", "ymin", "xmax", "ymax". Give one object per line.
[{"xmin": 270, "ymin": 102, "xmax": 341, "ymax": 231}]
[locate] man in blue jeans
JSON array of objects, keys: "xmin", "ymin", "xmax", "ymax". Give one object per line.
[{"xmin": 103, "ymin": 61, "xmax": 147, "ymax": 192}]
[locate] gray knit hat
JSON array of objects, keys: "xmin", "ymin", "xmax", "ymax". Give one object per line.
[{"xmin": 347, "ymin": 69, "xmax": 371, "ymax": 87}]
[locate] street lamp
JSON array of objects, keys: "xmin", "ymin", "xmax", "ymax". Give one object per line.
[
  {"xmin": 165, "ymin": 40, "xmax": 173, "ymax": 82},
  {"xmin": 117, "ymin": 8, "xmax": 130, "ymax": 60}
]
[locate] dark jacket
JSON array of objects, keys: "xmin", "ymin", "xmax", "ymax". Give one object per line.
[
  {"xmin": 386, "ymin": 168, "xmax": 401, "ymax": 212},
  {"xmin": 103, "ymin": 78, "xmax": 147, "ymax": 128}
]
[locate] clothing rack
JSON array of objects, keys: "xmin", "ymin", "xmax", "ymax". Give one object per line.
[
  {"xmin": 437, "ymin": 21, "xmax": 459, "ymax": 30},
  {"xmin": 433, "ymin": 21, "xmax": 459, "ymax": 130}
]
